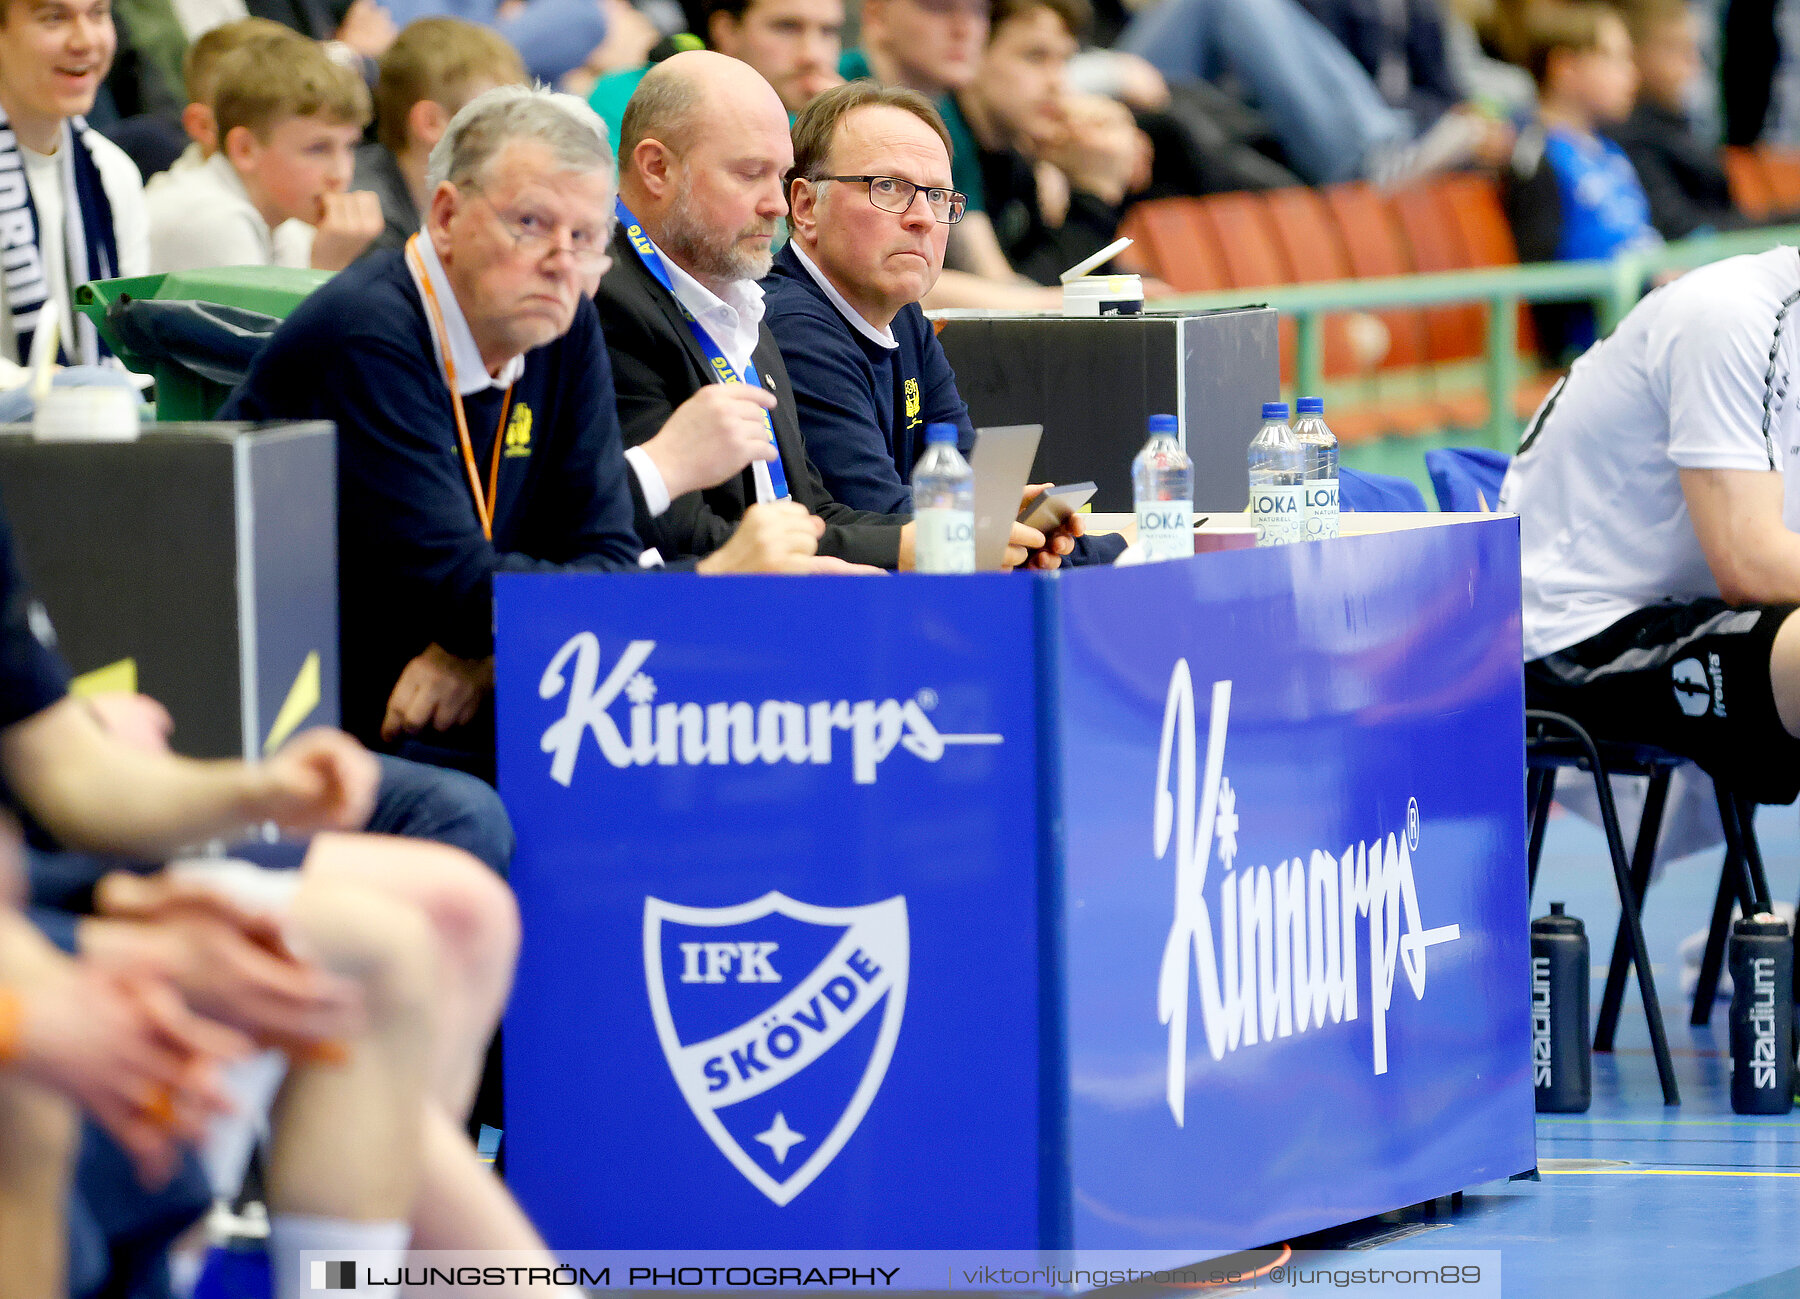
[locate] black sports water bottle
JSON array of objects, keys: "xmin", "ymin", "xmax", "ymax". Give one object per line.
[
  {"xmin": 1531, "ymin": 903, "xmax": 1590, "ymax": 1112},
  {"xmin": 1729, "ymin": 913, "xmax": 1794, "ymax": 1115}
]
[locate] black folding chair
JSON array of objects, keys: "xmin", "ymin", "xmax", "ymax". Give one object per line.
[{"xmin": 1526, "ymin": 711, "xmax": 1777, "ymax": 1107}]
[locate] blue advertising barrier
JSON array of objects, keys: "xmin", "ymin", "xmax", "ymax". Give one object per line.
[{"xmin": 495, "ymin": 516, "xmax": 1535, "ymax": 1257}]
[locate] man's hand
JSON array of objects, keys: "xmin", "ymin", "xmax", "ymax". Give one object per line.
[
  {"xmin": 642, "ymin": 383, "xmax": 781, "ymax": 500},
  {"xmin": 85, "ymin": 874, "xmax": 365, "ymax": 1056},
  {"xmin": 334, "ymin": 0, "xmax": 397, "ymax": 58},
  {"xmin": 697, "ymin": 501, "xmax": 839, "ymax": 574},
  {"xmin": 6, "ymin": 917, "xmax": 248, "ymax": 1187},
  {"xmin": 1019, "ymin": 483, "xmax": 1082, "ymax": 570},
  {"xmin": 895, "ymin": 518, "xmax": 1048, "ymax": 571},
  {"xmin": 310, "ymin": 191, "xmax": 387, "ymax": 272},
  {"xmin": 1038, "ymin": 94, "xmax": 1152, "ymax": 206},
  {"xmin": 86, "ymin": 692, "xmax": 174, "ymax": 753},
  {"xmin": 254, "ymin": 729, "xmax": 380, "ymax": 833},
  {"xmin": 381, "ymin": 644, "xmax": 494, "ymax": 743}
]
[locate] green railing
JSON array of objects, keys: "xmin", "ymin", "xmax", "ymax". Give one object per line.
[{"xmin": 1158, "ymin": 224, "xmax": 1800, "ymax": 448}]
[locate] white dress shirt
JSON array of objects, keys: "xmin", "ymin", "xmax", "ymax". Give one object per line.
[
  {"xmin": 651, "ymin": 233, "xmax": 781, "ymax": 504},
  {"xmin": 789, "ymin": 241, "xmax": 898, "ymax": 350}
]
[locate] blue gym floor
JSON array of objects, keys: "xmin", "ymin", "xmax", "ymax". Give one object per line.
[{"xmin": 1291, "ymin": 798, "xmax": 1800, "ymax": 1298}]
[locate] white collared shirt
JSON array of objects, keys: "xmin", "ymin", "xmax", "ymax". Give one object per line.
[
  {"xmin": 403, "ymin": 228, "xmax": 670, "ymax": 539},
  {"xmin": 789, "ymin": 241, "xmax": 898, "ymax": 350},
  {"xmin": 403, "ymin": 230, "xmax": 526, "ymax": 394},
  {"xmin": 646, "ymin": 231, "xmax": 780, "ymax": 505}
]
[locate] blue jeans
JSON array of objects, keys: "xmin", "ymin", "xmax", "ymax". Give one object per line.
[
  {"xmin": 1120, "ymin": 0, "xmax": 1411, "ymax": 184},
  {"xmin": 370, "ymin": 753, "xmax": 514, "ymax": 877},
  {"xmin": 68, "ymin": 1124, "xmax": 212, "ymax": 1299}
]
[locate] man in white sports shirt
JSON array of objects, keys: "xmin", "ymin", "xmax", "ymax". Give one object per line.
[
  {"xmin": 1498, "ymin": 245, "xmax": 1800, "ymax": 804},
  {"xmin": 0, "ymin": 0, "xmax": 147, "ymax": 389}
]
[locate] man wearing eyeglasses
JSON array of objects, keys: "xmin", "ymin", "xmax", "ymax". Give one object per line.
[
  {"xmin": 599, "ymin": 50, "xmax": 1066, "ymax": 569},
  {"xmin": 764, "ymin": 83, "xmax": 977, "ymax": 513},
  {"xmin": 765, "ymin": 83, "xmax": 1118, "ymax": 564},
  {"xmin": 223, "ymin": 84, "xmax": 821, "ymax": 775}
]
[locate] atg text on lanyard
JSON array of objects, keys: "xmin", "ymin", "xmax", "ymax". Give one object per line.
[{"xmin": 617, "ymin": 198, "xmax": 790, "ymax": 499}]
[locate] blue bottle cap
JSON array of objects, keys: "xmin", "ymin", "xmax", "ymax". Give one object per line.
[
  {"xmin": 1261, "ymin": 401, "xmax": 1289, "ymax": 420},
  {"xmin": 1147, "ymin": 413, "xmax": 1178, "ymax": 434},
  {"xmin": 925, "ymin": 422, "xmax": 959, "ymax": 444},
  {"xmin": 1296, "ymin": 396, "xmax": 1324, "ymax": 414}
]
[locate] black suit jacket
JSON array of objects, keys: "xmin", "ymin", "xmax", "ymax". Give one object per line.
[{"xmin": 595, "ymin": 227, "xmax": 907, "ymax": 568}]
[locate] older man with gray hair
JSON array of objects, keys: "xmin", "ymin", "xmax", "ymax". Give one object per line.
[{"xmin": 224, "ymin": 84, "xmax": 821, "ymax": 779}]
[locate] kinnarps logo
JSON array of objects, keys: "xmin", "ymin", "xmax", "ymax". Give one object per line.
[
  {"xmin": 538, "ymin": 635, "xmax": 1002, "ymax": 786},
  {"xmin": 311, "ymin": 1262, "xmax": 356, "ymax": 1291},
  {"xmin": 1153, "ymin": 662, "xmax": 1461, "ymax": 1126},
  {"xmin": 645, "ymin": 893, "xmax": 909, "ymax": 1205}
]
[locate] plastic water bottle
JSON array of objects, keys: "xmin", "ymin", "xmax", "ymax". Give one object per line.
[
  {"xmin": 1530, "ymin": 903, "xmax": 1591, "ymax": 1113},
  {"xmin": 1294, "ymin": 395, "xmax": 1340, "ymax": 541},
  {"xmin": 1247, "ymin": 402, "xmax": 1305, "ymax": 546},
  {"xmin": 912, "ymin": 422, "xmax": 975, "ymax": 572},
  {"xmin": 1131, "ymin": 413, "xmax": 1194, "ymax": 561},
  {"xmin": 1729, "ymin": 913, "xmax": 1794, "ymax": 1114}
]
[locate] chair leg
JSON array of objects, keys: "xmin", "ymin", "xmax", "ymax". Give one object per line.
[
  {"xmin": 1526, "ymin": 767, "xmax": 1556, "ymax": 899},
  {"xmin": 1596, "ymin": 768, "xmax": 1672, "ymax": 1052},
  {"xmin": 1691, "ymin": 862, "xmax": 1739, "ymax": 1027},
  {"xmin": 1585, "ymin": 762, "xmax": 1681, "ymax": 1104},
  {"xmin": 1733, "ymin": 795, "xmax": 1773, "ymax": 914}
]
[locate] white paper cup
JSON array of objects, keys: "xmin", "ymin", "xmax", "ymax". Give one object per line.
[
  {"xmin": 31, "ymin": 383, "xmax": 140, "ymax": 442},
  {"xmin": 1061, "ymin": 273, "xmax": 1144, "ymax": 317}
]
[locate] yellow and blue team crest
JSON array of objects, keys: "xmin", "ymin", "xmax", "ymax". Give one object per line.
[
  {"xmin": 504, "ymin": 404, "xmax": 533, "ymax": 457},
  {"xmin": 904, "ymin": 378, "xmax": 921, "ymax": 430}
]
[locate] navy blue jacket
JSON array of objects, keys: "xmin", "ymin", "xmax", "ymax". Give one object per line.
[
  {"xmin": 762, "ymin": 242, "xmax": 975, "ymax": 514},
  {"xmin": 762, "ymin": 245, "xmax": 1125, "ymax": 564},
  {"xmin": 222, "ymin": 250, "xmax": 644, "ymax": 748}
]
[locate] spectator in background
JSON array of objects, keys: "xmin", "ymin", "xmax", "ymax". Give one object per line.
[
  {"xmin": 355, "ymin": 17, "xmax": 526, "ymax": 257},
  {"xmin": 1119, "ymin": 0, "xmax": 1504, "ymax": 184},
  {"xmin": 380, "ymin": 0, "xmax": 612, "ymax": 83},
  {"xmin": 1441, "ymin": 0, "xmax": 1537, "ymax": 119},
  {"xmin": 0, "ymin": 0, "xmax": 148, "ymax": 389},
  {"xmin": 142, "ymin": 19, "xmax": 317, "ymax": 261},
  {"xmin": 1503, "ymin": 1, "xmax": 1658, "ymax": 358},
  {"xmin": 588, "ymin": 0, "xmax": 845, "ymax": 142},
  {"xmin": 1296, "ymin": 0, "xmax": 1462, "ymax": 128},
  {"xmin": 955, "ymin": 0, "xmax": 1149, "ymax": 284},
  {"xmin": 847, "ymin": 0, "xmax": 1060, "ymax": 307},
  {"xmin": 145, "ymin": 37, "xmax": 386, "ymax": 271},
  {"xmin": 1611, "ymin": 0, "xmax": 1778, "ymax": 238}
]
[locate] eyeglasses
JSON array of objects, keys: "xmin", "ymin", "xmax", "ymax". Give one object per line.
[
  {"xmin": 464, "ymin": 186, "xmax": 612, "ymax": 270},
  {"xmin": 815, "ymin": 175, "xmax": 967, "ymax": 224}
]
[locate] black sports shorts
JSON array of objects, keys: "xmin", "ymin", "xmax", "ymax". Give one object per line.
[{"xmin": 1526, "ymin": 598, "xmax": 1800, "ymax": 805}]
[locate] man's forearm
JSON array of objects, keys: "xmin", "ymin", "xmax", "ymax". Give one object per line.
[{"xmin": 0, "ymin": 700, "xmax": 272, "ymax": 861}]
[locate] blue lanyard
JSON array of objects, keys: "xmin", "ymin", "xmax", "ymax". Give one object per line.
[{"xmin": 617, "ymin": 199, "xmax": 789, "ymax": 500}]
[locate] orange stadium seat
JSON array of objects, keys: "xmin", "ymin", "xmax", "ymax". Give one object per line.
[
  {"xmin": 1758, "ymin": 145, "xmax": 1800, "ymax": 211},
  {"xmin": 1323, "ymin": 182, "xmax": 1430, "ymax": 371},
  {"xmin": 1114, "ymin": 198, "xmax": 1229, "ymax": 292},
  {"xmin": 1723, "ymin": 146, "xmax": 1775, "ymax": 219},
  {"xmin": 1194, "ymin": 192, "xmax": 1300, "ymax": 384}
]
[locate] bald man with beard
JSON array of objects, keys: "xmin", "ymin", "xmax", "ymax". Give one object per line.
[{"xmin": 597, "ymin": 50, "xmax": 1066, "ymax": 570}]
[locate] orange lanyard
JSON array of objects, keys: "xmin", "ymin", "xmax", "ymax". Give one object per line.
[{"xmin": 407, "ymin": 235, "xmax": 513, "ymax": 541}]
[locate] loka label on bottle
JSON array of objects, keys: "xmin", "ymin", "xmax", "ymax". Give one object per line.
[
  {"xmin": 914, "ymin": 507, "xmax": 975, "ymax": 573},
  {"xmin": 1250, "ymin": 485, "xmax": 1304, "ymax": 546},
  {"xmin": 1135, "ymin": 503, "xmax": 1193, "ymax": 562},
  {"xmin": 1304, "ymin": 480, "xmax": 1340, "ymax": 541}
]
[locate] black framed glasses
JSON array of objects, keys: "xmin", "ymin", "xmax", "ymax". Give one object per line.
[{"xmin": 816, "ymin": 175, "xmax": 967, "ymax": 224}]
